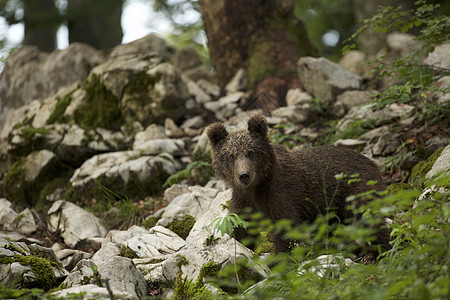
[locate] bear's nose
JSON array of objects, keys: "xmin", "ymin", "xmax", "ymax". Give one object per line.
[{"xmin": 239, "ymin": 172, "xmax": 251, "ymax": 185}]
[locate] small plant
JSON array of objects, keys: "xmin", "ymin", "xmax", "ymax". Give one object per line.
[
  {"xmin": 271, "ymin": 123, "xmax": 305, "ymax": 148},
  {"xmin": 343, "ymin": 0, "xmax": 450, "ymax": 117},
  {"xmin": 164, "ymin": 160, "xmax": 213, "ymax": 187}
]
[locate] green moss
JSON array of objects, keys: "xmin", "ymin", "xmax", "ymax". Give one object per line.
[
  {"xmin": 47, "ymin": 91, "xmax": 73, "ymax": 124},
  {"xmin": 254, "ymin": 232, "xmax": 275, "ymax": 255},
  {"xmin": 74, "ymin": 75, "xmax": 123, "ymax": 130},
  {"xmin": 387, "ymin": 183, "xmax": 413, "ymax": 194},
  {"xmin": 3, "ymin": 159, "xmax": 27, "ymax": 206},
  {"xmin": 1, "ymin": 255, "xmax": 56, "ymax": 291},
  {"xmin": 120, "ymin": 245, "xmax": 139, "ymax": 259},
  {"xmin": 167, "ymin": 215, "xmax": 196, "ymax": 239},
  {"xmin": 411, "ymin": 148, "xmax": 444, "ymax": 182},
  {"xmin": 177, "ymin": 255, "xmax": 189, "ymax": 268},
  {"xmin": 142, "ymin": 216, "xmax": 159, "ymax": 230},
  {"xmin": 19, "ymin": 127, "xmax": 49, "ymax": 142}
]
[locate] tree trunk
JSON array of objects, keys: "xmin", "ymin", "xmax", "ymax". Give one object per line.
[
  {"xmin": 23, "ymin": 0, "xmax": 60, "ymax": 52},
  {"xmin": 199, "ymin": 0, "xmax": 317, "ymax": 109},
  {"xmin": 67, "ymin": 0, "xmax": 124, "ymax": 50}
]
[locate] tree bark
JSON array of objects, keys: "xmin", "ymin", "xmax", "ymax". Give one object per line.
[
  {"xmin": 23, "ymin": 0, "xmax": 60, "ymax": 52},
  {"xmin": 67, "ymin": 0, "xmax": 124, "ymax": 50},
  {"xmin": 199, "ymin": 0, "xmax": 317, "ymax": 109}
]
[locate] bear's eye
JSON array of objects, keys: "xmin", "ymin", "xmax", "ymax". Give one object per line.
[
  {"xmin": 247, "ymin": 150, "xmax": 255, "ymax": 158},
  {"xmin": 229, "ymin": 154, "xmax": 235, "ymax": 160}
]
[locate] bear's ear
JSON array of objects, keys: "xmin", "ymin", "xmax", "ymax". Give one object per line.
[
  {"xmin": 247, "ymin": 114, "xmax": 268, "ymax": 137},
  {"xmin": 207, "ymin": 122, "xmax": 228, "ymax": 146}
]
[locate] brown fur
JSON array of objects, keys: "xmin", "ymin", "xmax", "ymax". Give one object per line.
[{"xmin": 207, "ymin": 114, "xmax": 390, "ymax": 253}]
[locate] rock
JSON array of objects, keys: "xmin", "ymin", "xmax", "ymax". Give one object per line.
[
  {"xmin": 197, "ymin": 79, "xmax": 221, "ymax": 97},
  {"xmin": 184, "ymin": 65, "xmax": 215, "ymax": 82},
  {"xmin": 90, "ymin": 54, "xmax": 189, "ymax": 127},
  {"xmin": 134, "ymin": 123, "xmax": 166, "ymax": 144},
  {"xmin": 424, "ymin": 43, "xmax": 450, "ymax": 69},
  {"xmin": 371, "ymin": 133, "xmax": 401, "ymax": 156},
  {"xmin": 0, "ymin": 99, "xmax": 41, "ymax": 142},
  {"xmin": 181, "ymin": 116, "xmax": 205, "ymax": 129},
  {"xmin": 337, "ymin": 103, "xmax": 415, "ymax": 132},
  {"xmin": 122, "ymin": 226, "xmax": 186, "ymax": 258},
  {"xmin": 97, "ymin": 256, "xmax": 148, "ymax": 299},
  {"xmin": 163, "ymin": 184, "xmax": 191, "ymax": 204},
  {"xmin": 7, "ymin": 125, "xmax": 64, "ymax": 157},
  {"xmin": 53, "ymin": 284, "xmax": 133, "ymax": 300},
  {"xmin": 185, "ymin": 77, "xmax": 212, "ymax": 103},
  {"xmin": 160, "ymin": 186, "xmax": 219, "ymax": 220},
  {"xmin": 427, "ymin": 145, "xmax": 450, "ymax": 179},
  {"xmin": 271, "ymin": 104, "xmax": 310, "ymax": 123},
  {"xmin": 133, "ymin": 138, "xmax": 186, "ymax": 156},
  {"xmin": 3, "ymin": 150, "xmax": 67, "ymax": 208},
  {"xmin": 192, "ymin": 129, "xmax": 211, "ymax": 161},
  {"xmin": 336, "ymin": 90, "xmax": 377, "ymax": 111},
  {"xmin": 339, "ymin": 50, "xmax": 371, "ymax": 77},
  {"xmin": 165, "ymin": 118, "xmax": 185, "ymax": 138},
  {"xmin": 171, "ymin": 47, "xmax": 203, "ymax": 71},
  {"xmin": 0, "ymin": 198, "xmax": 18, "ymax": 228},
  {"xmin": 164, "ymin": 189, "xmax": 269, "ymax": 283},
  {"xmin": 53, "ymin": 125, "xmax": 102, "ymax": 167},
  {"xmin": 55, "ymin": 249, "xmax": 92, "ymax": 271},
  {"xmin": 297, "ymin": 56, "xmax": 362, "ymax": 103},
  {"xmin": 111, "ymin": 33, "xmax": 174, "ymax": 59},
  {"xmin": 225, "ymin": 68, "xmax": 248, "ymax": 93},
  {"xmin": 334, "ymin": 139, "xmax": 367, "ymax": 149},
  {"xmin": 48, "ymin": 200, "xmax": 107, "ymax": 248},
  {"xmin": 204, "ymin": 91, "xmax": 248, "ymax": 121},
  {"xmin": 91, "ymin": 242, "xmax": 121, "ymax": 265},
  {"xmin": 285, "ymin": 88, "xmax": 312, "ymax": 106},
  {"xmin": 386, "ymin": 32, "xmax": 423, "ymax": 58},
  {"xmin": 0, "ymin": 44, "xmax": 104, "ymax": 134},
  {"xmin": 70, "ymin": 151, "xmax": 179, "ymax": 200},
  {"xmin": 6, "ymin": 208, "xmax": 37, "ymax": 234},
  {"xmin": 0, "ymin": 238, "xmax": 68, "ymax": 290},
  {"xmin": 297, "ymin": 254, "xmax": 355, "ymax": 278}
]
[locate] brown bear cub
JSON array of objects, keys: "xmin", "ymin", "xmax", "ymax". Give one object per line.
[{"xmin": 207, "ymin": 114, "xmax": 390, "ymax": 254}]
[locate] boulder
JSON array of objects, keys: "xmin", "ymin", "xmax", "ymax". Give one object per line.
[
  {"xmin": 111, "ymin": 33, "xmax": 174, "ymax": 59},
  {"xmin": 122, "ymin": 226, "xmax": 186, "ymax": 258},
  {"xmin": 297, "ymin": 56, "xmax": 362, "ymax": 103},
  {"xmin": 0, "ymin": 238, "xmax": 68, "ymax": 290},
  {"xmin": 48, "ymin": 200, "xmax": 107, "ymax": 248},
  {"xmin": 427, "ymin": 145, "xmax": 450, "ymax": 179},
  {"xmin": 70, "ymin": 151, "xmax": 179, "ymax": 200},
  {"xmin": 3, "ymin": 150, "xmax": 68, "ymax": 208},
  {"xmin": 225, "ymin": 68, "xmax": 248, "ymax": 93}
]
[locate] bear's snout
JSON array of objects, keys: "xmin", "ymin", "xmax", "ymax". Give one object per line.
[{"xmin": 238, "ymin": 172, "xmax": 251, "ymax": 186}]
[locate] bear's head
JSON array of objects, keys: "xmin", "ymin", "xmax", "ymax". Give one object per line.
[{"xmin": 207, "ymin": 114, "xmax": 274, "ymax": 189}]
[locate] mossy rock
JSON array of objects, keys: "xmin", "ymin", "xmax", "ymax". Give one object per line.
[
  {"xmin": 411, "ymin": 148, "xmax": 444, "ymax": 183},
  {"xmin": 387, "ymin": 183, "xmax": 413, "ymax": 194},
  {"xmin": 3, "ymin": 151, "xmax": 72, "ymax": 209},
  {"xmin": 73, "ymin": 74, "xmax": 123, "ymax": 130},
  {"xmin": 142, "ymin": 216, "xmax": 159, "ymax": 230},
  {"xmin": 167, "ymin": 215, "xmax": 196, "ymax": 240}
]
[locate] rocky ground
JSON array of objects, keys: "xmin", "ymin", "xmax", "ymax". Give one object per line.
[{"xmin": 0, "ymin": 33, "xmax": 449, "ymax": 299}]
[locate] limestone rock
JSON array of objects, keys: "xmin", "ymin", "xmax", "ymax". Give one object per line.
[
  {"xmin": 171, "ymin": 47, "xmax": 203, "ymax": 71},
  {"xmin": 70, "ymin": 151, "xmax": 179, "ymax": 199},
  {"xmin": 133, "ymin": 138, "xmax": 186, "ymax": 156},
  {"xmin": 122, "ymin": 226, "xmax": 186, "ymax": 258},
  {"xmin": 0, "ymin": 198, "xmax": 18, "ymax": 228},
  {"xmin": 3, "ymin": 150, "xmax": 67, "ymax": 208},
  {"xmin": 111, "ymin": 33, "xmax": 174, "ymax": 59},
  {"xmin": 285, "ymin": 88, "xmax": 312, "ymax": 106},
  {"xmin": 427, "ymin": 145, "xmax": 450, "ymax": 179},
  {"xmin": 225, "ymin": 68, "xmax": 248, "ymax": 93},
  {"xmin": 0, "ymin": 238, "xmax": 68, "ymax": 290},
  {"xmin": 271, "ymin": 104, "xmax": 310, "ymax": 123},
  {"xmin": 55, "ymin": 249, "xmax": 92, "ymax": 271},
  {"xmin": 297, "ymin": 56, "xmax": 362, "ymax": 103},
  {"xmin": 48, "ymin": 200, "xmax": 107, "ymax": 248}
]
